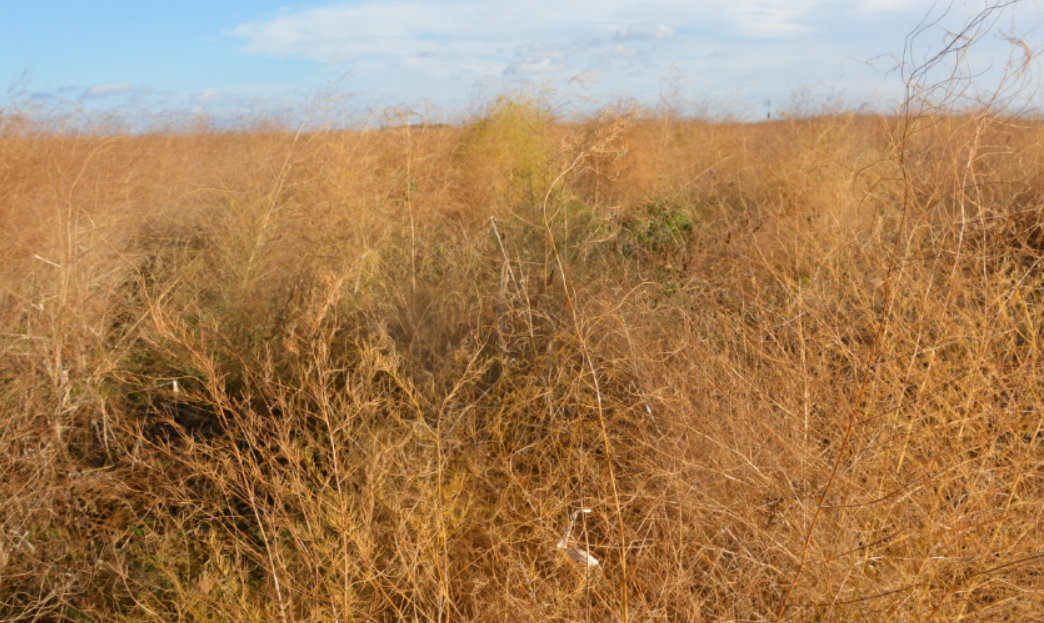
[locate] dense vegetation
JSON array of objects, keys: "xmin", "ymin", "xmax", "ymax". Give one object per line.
[{"xmin": 2, "ymin": 92, "xmax": 1043, "ymax": 620}]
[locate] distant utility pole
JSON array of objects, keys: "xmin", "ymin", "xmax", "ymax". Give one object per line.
[{"xmin": 765, "ymin": 99, "xmax": 772, "ymax": 119}]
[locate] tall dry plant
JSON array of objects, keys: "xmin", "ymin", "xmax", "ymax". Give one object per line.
[{"xmin": 2, "ymin": 6, "xmax": 1043, "ymax": 621}]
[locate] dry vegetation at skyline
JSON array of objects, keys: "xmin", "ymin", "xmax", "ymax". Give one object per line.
[{"xmin": 3, "ymin": 11, "xmax": 1044, "ymax": 622}]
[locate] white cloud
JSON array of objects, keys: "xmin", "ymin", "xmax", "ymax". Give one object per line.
[
  {"xmin": 860, "ymin": 0, "xmax": 934, "ymax": 12},
  {"xmin": 222, "ymin": 1, "xmax": 1038, "ymax": 117},
  {"xmin": 612, "ymin": 44, "xmax": 641, "ymax": 59},
  {"xmin": 83, "ymin": 82, "xmax": 134, "ymax": 98},
  {"xmin": 230, "ymin": 2, "xmax": 474, "ymax": 63},
  {"xmin": 193, "ymin": 89, "xmax": 225, "ymax": 103},
  {"xmin": 513, "ymin": 57, "xmax": 555, "ymax": 73},
  {"xmin": 614, "ymin": 23, "xmax": 675, "ymax": 41},
  {"xmin": 228, "ymin": 1, "xmax": 822, "ymax": 69}
]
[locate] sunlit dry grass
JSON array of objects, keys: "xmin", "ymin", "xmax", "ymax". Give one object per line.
[{"xmin": 1, "ymin": 90, "xmax": 1043, "ymax": 622}]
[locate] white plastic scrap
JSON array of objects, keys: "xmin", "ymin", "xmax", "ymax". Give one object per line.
[{"xmin": 557, "ymin": 508, "xmax": 600, "ymax": 568}]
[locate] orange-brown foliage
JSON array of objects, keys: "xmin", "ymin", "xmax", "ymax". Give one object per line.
[{"xmin": 1, "ymin": 104, "xmax": 1042, "ymax": 621}]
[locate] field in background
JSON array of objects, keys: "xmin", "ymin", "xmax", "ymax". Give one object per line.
[{"xmin": 2, "ymin": 93, "xmax": 1044, "ymax": 621}]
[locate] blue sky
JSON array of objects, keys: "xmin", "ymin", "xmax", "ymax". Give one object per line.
[{"xmin": 3, "ymin": 1, "xmax": 1043, "ymax": 125}]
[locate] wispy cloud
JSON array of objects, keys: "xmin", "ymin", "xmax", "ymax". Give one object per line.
[
  {"xmin": 614, "ymin": 23, "xmax": 675, "ymax": 42},
  {"xmin": 227, "ymin": 1, "xmax": 814, "ymax": 70},
  {"xmin": 860, "ymin": 0, "xmax": 935, "ymax": 12},
  {"xmin": 192, "ymin": 89, "xmax": 226, "ymax": 103},
  {"xmin": 223, "ymin": 0, "xmax": 1039, "ymax": 115},
  {"xmin": 83, "ymin": 82, "xmax": 134, "ymax": 99},
  {"xmin": 501, "ymin": 23, "xmax": 675, "ymax": 76},
  {"xmin": 505, "ymin": 42, "xmax": 569, "ymax": 75},
  {"xmin": 229, "ymin": 1, "xmax": 697, "ymax": 92}
]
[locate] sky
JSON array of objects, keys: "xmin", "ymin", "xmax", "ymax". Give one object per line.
[{"xmin": 2, "ymin": 1, "xmax": 1043, "ymax": 127}]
